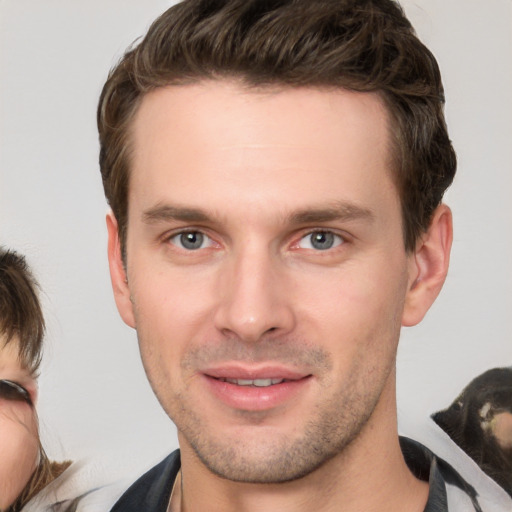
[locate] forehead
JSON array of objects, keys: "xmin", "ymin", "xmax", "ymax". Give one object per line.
[{"xmin": 129, "ymin": 81, "xmax": 396, "ymax": 218}]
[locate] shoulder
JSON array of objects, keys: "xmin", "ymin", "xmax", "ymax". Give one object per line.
[
  {"xmin": 400, "ymin": 437, "xmax": 478, "ymax": 511},
  {"xmin": 109, "ymin": 450, "xmax": 181, "ymax": 512},
  {"xmin": 400, "ymin": 436, "xmax": 512, "ymax": 512},
  {"xmin": 21, "ymin": 460, "xmax": 130, "ymax": 512}
]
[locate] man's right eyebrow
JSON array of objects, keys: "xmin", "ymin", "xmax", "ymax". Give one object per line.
[{"xmin": 142, "ymin": 205, "xmax": 211, "ymax": 224}]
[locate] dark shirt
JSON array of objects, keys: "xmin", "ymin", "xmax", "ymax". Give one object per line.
[{"xmin": 110, "ymin": 437, "xmax": 482, "ymax": 511}]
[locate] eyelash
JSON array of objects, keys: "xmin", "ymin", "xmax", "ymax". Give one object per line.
[{"xmin": 0, "ymin": 379, "xmax": 33, "ymax": 406}]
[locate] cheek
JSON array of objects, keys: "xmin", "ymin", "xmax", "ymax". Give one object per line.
[
  {"xmin": 297, "ymin": 264, "xmax": 407, "ymax": 368},
  {"xmin": 0, "ymin": 404, "xmax": 39, "ymax": 509},
  {"xmin": 133, "ymin": 268, "xmax": 215, "ymax": 343},
  {"xmin": 300, "ymin": 262, "xmax": 407, "ymax": 327},
  {"xmin": 132, "ymin": 271, "xmax": 221, "ymax": 410}
]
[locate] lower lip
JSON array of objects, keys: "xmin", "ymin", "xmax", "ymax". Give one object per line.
[{"xmin": 203, "ymin": 375, "xmax": 311, "ymax": 411}]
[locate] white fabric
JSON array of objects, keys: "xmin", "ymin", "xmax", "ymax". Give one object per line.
[{"xmin": 21, "ymin": 461, "xmax": 129, "ymax": 512}]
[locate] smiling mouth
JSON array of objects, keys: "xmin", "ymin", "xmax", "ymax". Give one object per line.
[
  {"xmin": 204, "ymin": 372, "xmax": 312, "ymax": 410},
  {"xmin": 217, "ymin": 378, "xmax": 290, "ymax": 387}
]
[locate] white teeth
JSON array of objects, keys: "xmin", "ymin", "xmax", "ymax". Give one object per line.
[
  {"xmin": 254, "ymin": 379, "xmax": 273, "ymax": 387},
  {"xmin": 223, "ymin": 378, "xmax": 285, "ymax": 387},
  {"xmin": 234, "ymin": 379, "xmax": 254, "ymax": 386}
]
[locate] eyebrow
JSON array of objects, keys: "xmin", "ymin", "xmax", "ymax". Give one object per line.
[
  {"xmin": 288, "ymin": 202, "xmax": 375, "ymax": 225},
  {"xmin": 143, "ymin": 205, "xmax": 210, "ymax": 224},
  {"xmin": 143, "ymin": 201, "xmax": 374, "ymax": 227}
]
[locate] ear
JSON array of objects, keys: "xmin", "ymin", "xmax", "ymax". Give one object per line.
[
  {"xmin": 106, "ymin": 211, "xmax": 136, "ymax": 328},
  {"xmin": 402, "ymin": 204, "xmax": 453, "ymax": 327}
]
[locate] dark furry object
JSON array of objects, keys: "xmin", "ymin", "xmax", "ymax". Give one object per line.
[{"xmin": 432, "ymin": 367, "xmax": 512, "ymax": 497}]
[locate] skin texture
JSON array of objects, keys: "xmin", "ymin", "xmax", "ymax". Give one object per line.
[
  {"xmin": 0, "ymin": 338, "xmax": 39, "ymax": 510},
  {"xmin": 108, "ymin": 80, "xmax": 452, "ymax": 511}
]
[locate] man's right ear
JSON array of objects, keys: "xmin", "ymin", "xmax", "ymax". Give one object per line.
[{"xmin": 106, "ymin": 211, "xmax": 136, "ymax": 328}]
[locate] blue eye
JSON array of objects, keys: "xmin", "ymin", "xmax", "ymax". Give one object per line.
[
  {"xmin": 298, "ymin": 231, "xmax": 343, "ymax": 251},
  {"xmin": 0, "ymin": 379, "xmax": 32, "ymax": 406},
  {"xmin": 169, "ymin": 231, "xmax": 213, "ymax": 250}
]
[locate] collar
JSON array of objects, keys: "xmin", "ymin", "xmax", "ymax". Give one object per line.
[{"xmin": 400, "ymin": 436, "xmax": 483, "ymax": 512}]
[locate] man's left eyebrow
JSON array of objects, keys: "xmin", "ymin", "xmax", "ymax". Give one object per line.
[
  {"xmin": 288, "ymin": 203, "xmax": 375, "ymax": 225},
  {"xmin": 142, "ymin": 205, "xmax": 211, "ymax": 224}
]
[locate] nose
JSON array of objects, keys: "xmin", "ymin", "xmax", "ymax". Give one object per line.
[{"xmin": 213, "ymin": 246, "xmax": 296, "ymax": 343}]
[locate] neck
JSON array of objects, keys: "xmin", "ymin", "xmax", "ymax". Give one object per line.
[{"xmin": 176, "ymin": 379, "xmax": 428, "ymax": 512}]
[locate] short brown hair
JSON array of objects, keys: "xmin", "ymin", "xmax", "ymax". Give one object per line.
[
  {"xmin": 98, "ymin": 0, "xmax": 456, "ymax": 255},
  {"xmin": 0, "ymin": 247, "xmax": 44, "ymax": 373}
]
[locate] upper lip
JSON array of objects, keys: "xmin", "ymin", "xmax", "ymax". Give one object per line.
[{"xmin": 202, "ymin": 364, "xmax": 310, "ymax": 381}]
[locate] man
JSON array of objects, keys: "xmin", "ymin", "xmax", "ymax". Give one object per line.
[{"xmin": 97, "ymin": 1, "xmax": 481, "ymax": 510}]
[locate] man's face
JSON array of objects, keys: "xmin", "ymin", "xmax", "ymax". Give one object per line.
[
  {"xmin": 109, "ymin": 81, "xmax": 430, "ymax": 482},
  {"xmin": 0, "ymin": 338, "xmax": 38, "ymax": 510}
]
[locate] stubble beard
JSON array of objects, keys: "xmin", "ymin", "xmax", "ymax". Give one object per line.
[
  {"xmin": 168, "ymin": 351, "xmax": 389, "ymax": 484},
  {"xmin": 138, "ymin": 320, "xmax": 397, "ymax": 484},
  {"xmin": 178, "ymin": 388, "xmax": 380, "ymax": 484}
]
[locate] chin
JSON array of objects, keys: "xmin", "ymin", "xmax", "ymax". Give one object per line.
[{"xmin": 183, "ymin": 411, "xmax": 367, "ymax": 484}]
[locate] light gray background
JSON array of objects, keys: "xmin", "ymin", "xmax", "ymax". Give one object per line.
[{"xmin": 1, "ymin": 1, "xmax": 511, "ymax": 478}]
